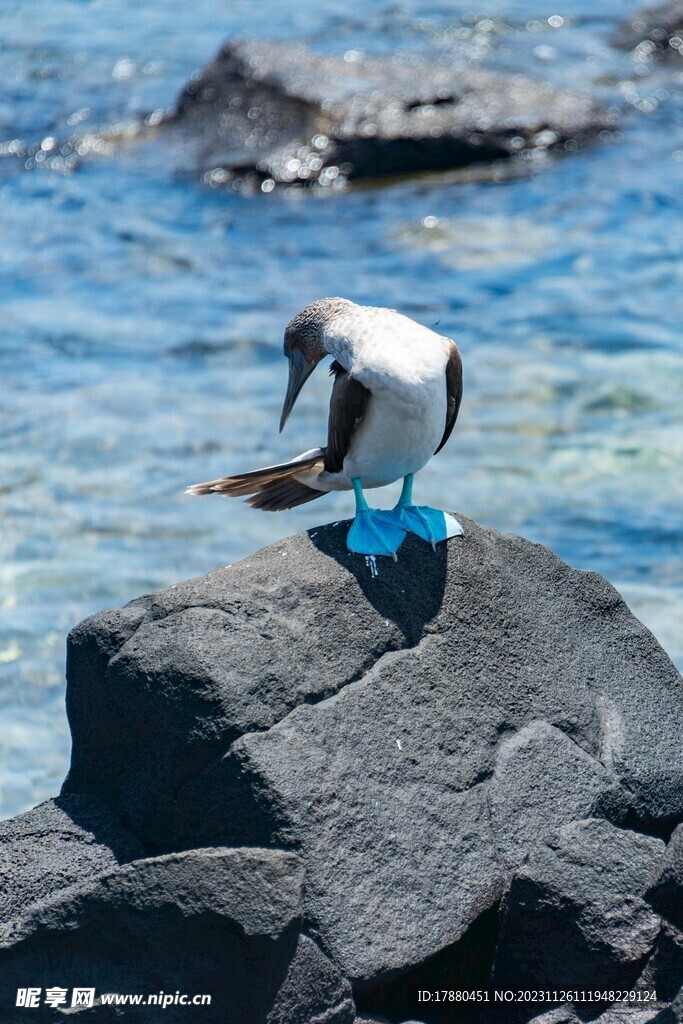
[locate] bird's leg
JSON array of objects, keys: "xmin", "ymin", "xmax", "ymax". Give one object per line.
[
  {"xmin": 346, "ymin": 478, "xmax": 407, "ymax": 560},
  {"xmin": 353, "ymin": 477, "xmax": 369, "ymax": 512},
  {"xmin": 379, "ymin": 474, "xmax": 464, "ymax": 549},
  {"xmin": 396, "ymin": 473, "xmax": 414, "ymax": 508},
  {"xmin": 397, "ymin": 474, "xmax": 438, "ymax": 551}
]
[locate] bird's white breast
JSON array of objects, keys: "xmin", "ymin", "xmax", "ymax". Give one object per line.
[{"xmin": 322, "ymin": 306, "xmax": 452, "ymax": 489}]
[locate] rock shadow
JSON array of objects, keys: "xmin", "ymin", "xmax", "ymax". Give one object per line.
[
  {"xmin": 53, "ymin": 793, "xmax": 146, "ymax": 862},
  {"xmin": 354, "ymin": 903, "xmax": 501, "ymax": 1024},
  {"xmin": 308, "ymin": 518, "xmax": 452, "ymax": 644}
]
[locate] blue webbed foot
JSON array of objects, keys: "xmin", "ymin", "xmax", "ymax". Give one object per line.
[
  {"xmin": 379, "ymin": 506, "xmax": 464, "ymax": 550},
  {"xmin": 346, "ymin": 508, "xmax": 407, "ymax": 561}
]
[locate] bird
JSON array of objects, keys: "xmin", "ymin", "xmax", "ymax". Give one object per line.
[{"xmin": 186, "ymin": 297, "xmax": 464, "ymax": 559}]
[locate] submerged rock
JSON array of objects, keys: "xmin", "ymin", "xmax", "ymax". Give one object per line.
[
  {"xmin": 158, "ymin": 39, "xmax": 615, "ymax": 185},
  {"xmin": 613, "ymin": 2, "xmax": 683, "ymax": 58}
]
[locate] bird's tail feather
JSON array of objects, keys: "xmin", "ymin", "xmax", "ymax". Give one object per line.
[
  {"xmin": 186, "ymin": 448, "xmax": 326, "ymax": 511},
  {"xmin": 245, "ymin": 477, "xmax": 324, "ymax": 511}
]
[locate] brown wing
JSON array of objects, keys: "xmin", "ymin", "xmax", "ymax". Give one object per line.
[
  {"xmin": 434, "ymin": 340, "xmax": 463, "ymax": 455},
  {"xmin": 324, "ymin": 362, "xmax": 370, "ymax": 473}
]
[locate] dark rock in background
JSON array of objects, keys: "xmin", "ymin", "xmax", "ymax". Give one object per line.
[
  {"xmin": 159, "ymin": 39, "xmax": 615, "ymax": 184},
  {"xmin": 3, "ymin": 518, "xmax": 682, "ymax": 1022},
  {"xmin": 613, "ymin": 2, "xmax": 683, "ymax": 58}
]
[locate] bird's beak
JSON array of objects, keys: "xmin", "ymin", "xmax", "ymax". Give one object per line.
[{"xmin": 279, "ymin": 349, "xmax": 316, "ymax": 432}]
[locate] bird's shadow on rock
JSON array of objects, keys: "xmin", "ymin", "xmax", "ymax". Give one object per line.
[{"xmin": 308, "ymin": 517, "xmax": 453, "ymax": 644}]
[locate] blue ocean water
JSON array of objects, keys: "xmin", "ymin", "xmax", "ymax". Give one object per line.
[{"xmin": 0, "ymin": 0, "xmax": 681, "ymax": 818}]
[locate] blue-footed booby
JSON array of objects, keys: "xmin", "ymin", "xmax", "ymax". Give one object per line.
[{"xmin": 187, "ymin": 298, "xmax": 463, "ymax": 559}]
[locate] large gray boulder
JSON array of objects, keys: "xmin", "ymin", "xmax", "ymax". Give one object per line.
[
  {"xmin": 158, "ymin": 39, "xmax": 614, "ymax": 184},
  {"xmin": 61, "ymin": 515, "xmax": 683, "ymax": 996},
  {"xmin": 487, "ymin": 720, "xmax": 629, "ymax": 869}
]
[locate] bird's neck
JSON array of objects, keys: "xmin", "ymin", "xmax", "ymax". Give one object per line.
[{"xmin": 323, "ymin": 330, "xmax": 357, "ymax": 373}]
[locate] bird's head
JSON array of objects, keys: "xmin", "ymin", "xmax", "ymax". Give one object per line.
[{"xmin": 279, "ymin": 297, "xmax": 355, "ymax": 432}]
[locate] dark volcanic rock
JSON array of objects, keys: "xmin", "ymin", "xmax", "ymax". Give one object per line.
[
  {"xmin": 526, "ymin": 1011, "xmax": 581, "ymax": 1024},
  {"xmin": 0, "ymin": 795, "xmax": 143, "ymax": 925},
  {"xmin": 493, "ymin": 819, "xmax": 664, "ymax": 990},
  {"xmin": 268, "ymin": 934, "xmax": 356, "ymax": 1024},
  {"xmin": 529, "ymin": 1007, "xmax": 662, "ymax": 1023},
  {"xmin": 594, "ymin": 1012, "xmax": 663, "ymax": 1024},
  {"xmin": 654, "ymin": 987, "xmax": 683, "ymax": 1023},
  {"xmin": 0, "ymin": 846, "xmax": 305, "ymax": 1023},
  {"xmin": 639, "ymin": 922, "xmax": 683, "ymax": 1003},
  {"xmin": 613, "ymin": 2, "xmax": 683, "ymax": 58},
  {"xmin": 1, "ymin": 513, "xmax": 681, "ymax": 1021},
  {"xmin": 160, "ymin": 39, "xmax": 614, "ymax": 184},
  {"xmin": 355, "ymin": 1018, "xmax": 426, "ymax": 1024},
  {"xmin": 647, "ymin": 824, "xmax": 683, "ymax": 931},
  {"xmin": 487, "ymin": 720, "xmax": 630, "ymax": 869},
  {"xmin": 61, "ymin": 515, "xmax": 683, "ymax": 992}
]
